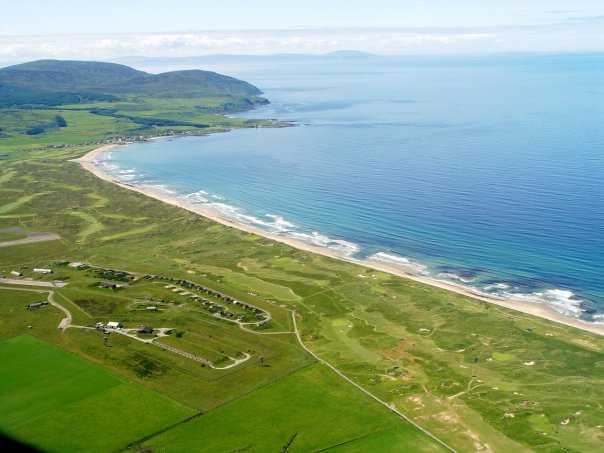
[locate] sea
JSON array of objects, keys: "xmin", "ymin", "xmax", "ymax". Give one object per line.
[{"xmin": 102, "ymin": 53, "xmax": 604, "ymax": 323}]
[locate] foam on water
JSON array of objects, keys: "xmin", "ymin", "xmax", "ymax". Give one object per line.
[
  {"xmin": 367, "ymin": 252, "xmax": 428, "ymax": 274},
  {"xmin": 483, "ymin": 283, "xmax": 511, "ymax": 291},
  {"xmin": 181, "ymin": 187, "xmax": 359, "ymax": 256},
  {"xmin": 288, "ymin": 231, "xmax": 360, "ymax": 256},
  {"xmin": 436, "ymin": 272, "xmax": 476, "ymax": 284},
  {"xmin": 503, "ymin": 289, "xmax": 584, "ymax": 317}
]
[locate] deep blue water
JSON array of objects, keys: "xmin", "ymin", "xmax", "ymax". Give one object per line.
[{"xmin": 105, "ymin": 54, "xmax": 604, "ymax": 321}]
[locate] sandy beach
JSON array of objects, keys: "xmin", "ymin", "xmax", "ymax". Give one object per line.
[{"xmin": 76, "ymin": 144, "xmax": 604, "ymax": 337}]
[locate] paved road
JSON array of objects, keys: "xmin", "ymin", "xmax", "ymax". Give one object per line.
[
  {"xmin": 0, "ymin": 278, "xmax": 67, "ymax": 288},
  {"xmin": 291, "ymin": 311, "xmax": 456, "ymax": 453},
  {"xmin": 0, "ymin": 232, "xmax": 60, "ymax": 248},
  {"xmin": 48, "ymin": 291, "xmax": 72, "ymax": 330}
]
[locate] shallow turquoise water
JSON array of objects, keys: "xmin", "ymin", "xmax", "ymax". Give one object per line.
[{"xmin": 106, "ymin": 54, "xmax": 604, "ymax": 321}]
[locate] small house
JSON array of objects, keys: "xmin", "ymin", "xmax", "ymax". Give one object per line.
[
  {"xmin": 33, "ymin": 268, "xmax": 53, "ymax": 274},
  {"xmin": 138, "ymin": 326, "xmax": 154, "ymax": 334},
  {"xmin": 10, "ymin": 271, "xmax": 23, "ymax": 277},
  {"xmin": 106, "ymin": 321, "xmax": 122, "ymax": 329},
  {"xmin": 146, "ymin": 306, "xmax": 158, "ymax": 311},
  {"xmin": 26, "ymin": 301, "xmax": 49, "ymax": 310}
]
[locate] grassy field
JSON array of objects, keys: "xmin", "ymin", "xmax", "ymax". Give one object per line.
[
  {"xmin": 0, "ymin": 335, "xmax": 194, "ymax": 452},
  {"xmin": 143, "ymin": 363, "xmax": 440, "ymax": 452},
  {"xmin": 1, "ymin": 95, "xmax": 603, "ymax": 451},
  {"xmin": 0, "ymin": 97, "xmax": 273, "ymax": 155}
]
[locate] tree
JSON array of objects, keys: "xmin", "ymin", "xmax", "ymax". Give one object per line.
[{"xmin": 54, "ymin": 115, "xmax": 68, "ymax": 127}]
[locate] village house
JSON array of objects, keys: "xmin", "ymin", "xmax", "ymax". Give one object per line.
[
  {"xmin": 26, "ymin": 301, "xmax": 49, "ymax": 310},
  {"xmin": 33, "ymin": 268, "xmax": 53, "ymax": 274},
  {"xmin": 10, "ymin": 271, "xmax": 23, "ymax": 277}
]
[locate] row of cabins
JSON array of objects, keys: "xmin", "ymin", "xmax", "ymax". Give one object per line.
[
  {"xmin": 144, "ymin": 274, "xmax": 269, "ymax": 324},
  {"xmin": 92, "ymin": 268, "xmax": 134, "ymax": 283},
  {"xmin": 66, "ymin": 261, "xmax": 135, "ymax": 284}
]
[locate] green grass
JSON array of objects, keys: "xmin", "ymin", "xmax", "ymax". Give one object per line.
[
  {"xmin": 99, "ymin": 224, "xmax": 157, "ymax": 241},
  {"xmin": 0, "ymin": 335, "xmax": 194, "ymax": 452},
  {"xmin": 143, "ymin": 363, "xmax": 441, "ymax": 452},
  {"xmin": 69, "ymin": 210, "xmax": 105, "ymax": 242},
  {"xmin": 0, "ymin": 193, "xmax": 50, "ymax": 214},
  {"xmin": 0, "ymin": 230, "xmax": 26, "ymax": 241}
]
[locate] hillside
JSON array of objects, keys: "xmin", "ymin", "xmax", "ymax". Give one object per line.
[
  {"xmin": 103, "ymin": 69, "xmax": 262, "ymax": 97},
  {"xmin": 0, "ymin": 60, "xmax": 146, "ymax": 91},
  {"xmin": 0, "ymin": 59, "xmax": 265, "ymax": 106}
]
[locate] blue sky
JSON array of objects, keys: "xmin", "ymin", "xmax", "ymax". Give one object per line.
[
  {"xmin": 1, "ymin": 1, "xmax": 603, "ymax": 61},
  {"xmin": 3, "ymin": 1, "xmax": 604, "ymax": 33}
]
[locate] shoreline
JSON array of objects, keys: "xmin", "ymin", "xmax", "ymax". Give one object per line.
[{"xmin": 76, "ymin": 143, "xmax": 604, "ymax": 337}]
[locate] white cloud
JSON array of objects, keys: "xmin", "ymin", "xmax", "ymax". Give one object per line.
[{"xmin": 0, "ymin": 23, "xmax": 601, "ymax": 64}]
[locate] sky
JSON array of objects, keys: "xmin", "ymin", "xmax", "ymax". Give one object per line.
[{"xmin": 1, "ymin": 1, "xmax": 604, "ymax": 62}]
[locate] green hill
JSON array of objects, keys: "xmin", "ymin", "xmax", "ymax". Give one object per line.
[
  {"xmin": 0, "ymin": 59, "xmax": 264, "ymax": 106},
  {"xmin": 0, "ymin": 60, "xmax": 146, "ymax": 91}
]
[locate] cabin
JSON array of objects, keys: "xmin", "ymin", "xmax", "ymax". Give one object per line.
[
  {"xmin": 99, "ymin": 281, "xmax": 125, "ymax": 290},
  {"xmin": 106, "ymin": 321, "xmax": 122, "ymax": 329},
  {"xmin": 146, "ymin": 306, "xmax": 158, "ymax": 311},
  {"xmin": 33, "ymin": 268, "xmax": 53, "ymax": 274},
  {"xmin": 10, "ymin": 271, "xmax": 23, "ymax": 277},
  {"xmin": 26, "ymin": 301, "xmax": 48, "ymax": 310},
  {"xmin": 138, "ymin": 326, "xmax": 154, "ymax": 334},
  {"xmin": 68, "ymin": 262, "xmax": 86, "ymax": 269}
]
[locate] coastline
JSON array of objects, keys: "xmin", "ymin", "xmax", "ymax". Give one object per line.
[{"xmin": 76, "ymin": 144, "xmax": 604, "ymax": 337}]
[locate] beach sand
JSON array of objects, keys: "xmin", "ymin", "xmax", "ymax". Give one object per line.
[{"xmin": 76, "ymin": 144, "xmax": 604, "ymax": 337}]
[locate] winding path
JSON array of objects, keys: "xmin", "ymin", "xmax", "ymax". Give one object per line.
[{"xmin": 0, "ymin": 285, "xmax": 71, "ymax": 330}]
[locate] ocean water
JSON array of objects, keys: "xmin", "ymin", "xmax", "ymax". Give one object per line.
[{"xmin": 104, "ymin": 54, "xmax": 604, "ymax": 322}]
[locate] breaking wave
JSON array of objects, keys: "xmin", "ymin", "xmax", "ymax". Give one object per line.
[
  {"xmin": 181, "ymin": 188, "xmax": 359, "ymax": 256},
  {"xmin": 367, "ymin": 252, "xmax": 428, "ymax": 275}
]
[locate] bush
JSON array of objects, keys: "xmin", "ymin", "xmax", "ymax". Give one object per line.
[
  {"xmin": 55, "ymin": 115, "xmax": 67, "ymax": 127},
  {"xmin": 26, "ymin": 126, "xmax": 46, "ymax": 135}
]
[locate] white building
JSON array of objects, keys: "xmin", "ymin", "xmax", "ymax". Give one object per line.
[
  {"xmin": 106, "ymin": 321, "xmax": 123, "ymax": 329},
  {"xmin": 33, "ymin": 268, "xmax": 53, "ymax": 274},
  {"xmin": 10, "ymin": 271, "xmax": 22, "ymax": 277}
]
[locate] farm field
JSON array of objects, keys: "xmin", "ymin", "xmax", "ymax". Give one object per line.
[
  {"xmin": 142, "ymin": 363, "xmax": 441, "ymax": 452},
  {"xmin": 0, "ymin": 335, "xmax": 194, "ymax": 452}
]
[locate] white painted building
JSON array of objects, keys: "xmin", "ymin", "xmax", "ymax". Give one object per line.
[{"xmin": 33, "ymin": 268, "xmax": 53, "ymax": 274}]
